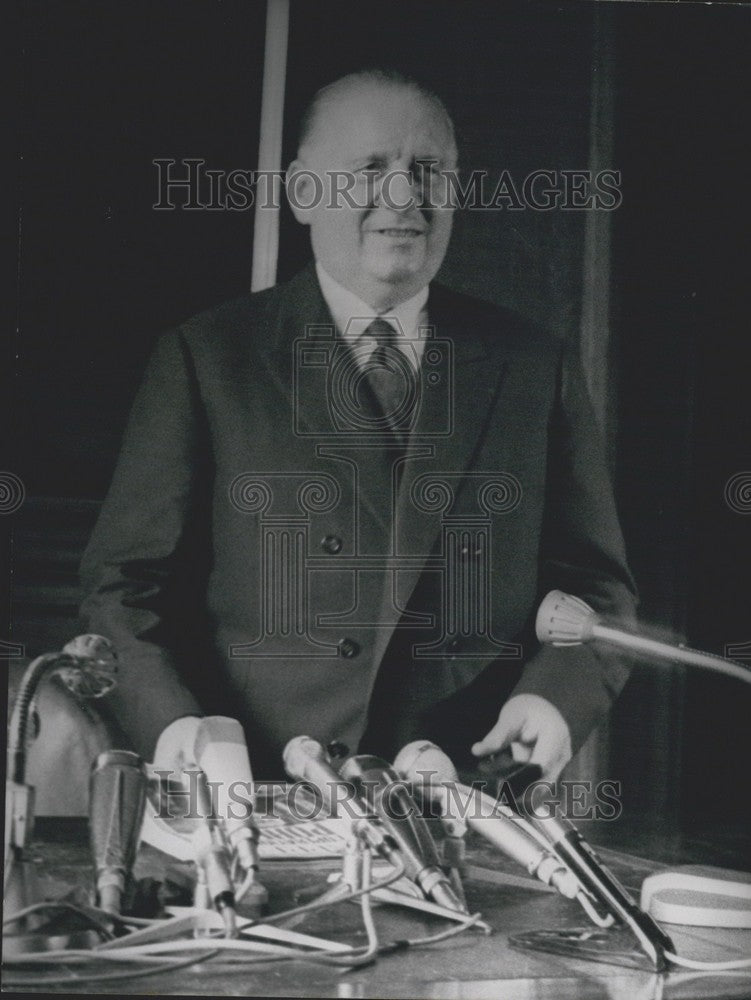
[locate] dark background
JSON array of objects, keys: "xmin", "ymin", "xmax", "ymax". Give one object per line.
[{"xmin": 7, "ymin": 0, "xmax": 750, "ymax": 836}]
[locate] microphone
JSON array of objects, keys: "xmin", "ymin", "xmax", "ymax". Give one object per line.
[
  {"xmin": 193, "ymin": 716, "xmax": 268, "ymax": 915},
  {"xmin": 283, "ymin": 736, "xmax": 370, "ymax": 820},
  {"xmin": 191, "ymin": 768, "xmax": 238, "ymax": 936},
  {"xmin": 282, "ymin": 736, "xmax": 400, "ymax": 861},
  {"xmin": 55, "ymin": 634, "xmax": 119, "ymax": 700},
  {"xmin": 5, "ymin": 635, "xmax": 118, "ymax": 949},
  {"xmin": 536, "ymin": 590, "xmax": 751, "ymax": 685},
  {"xmin": 393, "ymin": 741, "xmax": 580, "ymax": 900},
  {"xmin": 193, "ymin": 717, "xmax": 260, "ymax": 874},
  {"xmin": 89, "ymin": 750, "xmax": 147, "ymax": 914},
  {"xmin": 339, "ymin": 753, "xmax": 467, "ymax": 914},
  {"xmin": 394, "ymin": 742, "xmax": 674, "ymax": 968},
  {"xmin": 526, "ymin": 809, "xmax": 675, "ymax": 969},
  {"xmin": 8, "ymin": 634, "xmax": 117, "ymax": 788}
]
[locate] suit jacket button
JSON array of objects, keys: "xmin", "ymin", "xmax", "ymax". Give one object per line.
[
  {"xmin": 338, "ymin": 637, "xmax": 360, "ymax": 659},
  {"xmin": 321, "ymin": 534, "xmax": 343, "ymax": 554}
]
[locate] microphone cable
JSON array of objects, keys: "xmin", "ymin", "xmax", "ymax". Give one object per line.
[{"xmin": 2, "ymin": 850, "xmax": 485, "ymax": 987}]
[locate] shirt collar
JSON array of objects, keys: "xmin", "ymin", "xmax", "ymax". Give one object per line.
[{"xmin": 315, "ymin": 262, "xmax": 429, "ymax": 348}]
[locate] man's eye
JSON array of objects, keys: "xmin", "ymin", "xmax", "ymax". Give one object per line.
[{"xmin": 415, "ymin": 160, "xmax": 439, "ymax": 175}]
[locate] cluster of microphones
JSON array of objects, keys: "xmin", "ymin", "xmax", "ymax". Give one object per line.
[
  {"xmin": 88, "ymin": 717, "xmax": 267, "ymax": 937},
  {"xmin": 87, "ymin": 726, "xmax": 674, "ymax": 969},
  {"xmin": 10, "ymin": 589, "xmax": 751, "ymax": 969}
]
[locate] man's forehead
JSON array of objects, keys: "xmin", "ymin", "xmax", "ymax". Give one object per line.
[{"xmin": 306, "ymin": 84, "xmax": 455, "ymax": 163}]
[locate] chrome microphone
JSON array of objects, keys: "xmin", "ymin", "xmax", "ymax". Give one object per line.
[
  {"xmin": 282, "ymin": 736, "xmax": 400, "ymax": 861},
  {"xmin": 55, "ymin": 634, "xmax": 119, "ymax": 700},
  {"xmin": 393, "ymin": 741, "xmax": 580, "ymax": 899},
  {"xmin": 191, "ymin": 768, "xmax": 238, "ymax": 936},
  {"xmin": 339, "ymin": 753, "xmax": 467, "ymax": 914},
  {"xmin": 395, "ymin": 742, "xmax": 675, "ymax": 971},
  {"xmin": 8, "ymin": 634, "xmax": 117, "ymax": 789},
  {"xmin": 283, "ymin": 736, "xmax": 372, "ymax": 821},
  {"xmin": 526, "ymin": 809, "xmax": 675, "ymax": 970},
  {"xmin": 5, "ymin": 635, "xmax": 118, "ymax": 947},
  {"xmin": 89, "ymin": 750, "xmax": 147, "ymax": 914}
]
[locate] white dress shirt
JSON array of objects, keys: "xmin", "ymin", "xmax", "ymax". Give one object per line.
[{"xmin": 315, "ymin": 262, "xmax": 429, "ymax": 371}]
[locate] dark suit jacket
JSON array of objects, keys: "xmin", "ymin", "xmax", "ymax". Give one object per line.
[{"xmin": 80, "ymin": 264, "xmax": 637, "ymax": 775}]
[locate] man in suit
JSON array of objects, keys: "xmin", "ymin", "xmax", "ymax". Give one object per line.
[{"xmin": 79, "ymin": 69, "xmax": 637, "ymax": 787}]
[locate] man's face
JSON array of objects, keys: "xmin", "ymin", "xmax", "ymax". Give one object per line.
[{"xmin": 288, "ymin": 83, "xmax": 457, "ymax": 310}]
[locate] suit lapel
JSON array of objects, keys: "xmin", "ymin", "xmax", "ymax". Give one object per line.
[
  {"xmin": 256, "ymin": 265, "xmax": 395, "ymax": 538},
  {"xmin": 258, "ymin": 263, "xmax": 337, "ymax": 439}
]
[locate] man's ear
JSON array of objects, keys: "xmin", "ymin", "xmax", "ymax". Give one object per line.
[{"xmin": 285, "ymin": 159, "xmax": 320, "ymax": 225}]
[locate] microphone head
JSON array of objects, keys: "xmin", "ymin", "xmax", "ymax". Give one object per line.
[
  {"xmin": 193, "ymin": 716, "xmax": 255, "ymax": 826},
  {"xmin": 194, "ymin": 716, "xmax": 251, "ymax": 766},
  {"xmin": 341, "ymin": 752, "xmax": 465, "ymax": 912},
  {"xmin": 282, "ymin": 735, "xmax": 326, "ymax": 781},
  {"xmin": 54, "ymin": 634, "xmax": 117, "ymax": 699},
  {"xmin": 338, "ymin": 753, "xmax": 397, "ymax": 785},
  {"xmin": 61, "ymin": 633, "xmax": 115, "ymax": 662},
  {"xmin": 393, "ymin": 740, "xmax": 458, "ymax": 785},
  {"xmin": 283, "ymin": 738, "xmax": 366, "ymax": 821},
  {"xmin": 535, "ymin": 590, "xmax": 597, "ymax": 646}
]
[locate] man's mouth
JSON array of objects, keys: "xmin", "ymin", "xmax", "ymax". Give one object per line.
[{"xmin": 370, "ymin": 228, "xmax": 424, "ymax": 237}]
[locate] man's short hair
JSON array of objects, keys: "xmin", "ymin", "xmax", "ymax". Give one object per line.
[{"xmin": 297, "ymin": 68, "xmax": 457, "ymax": 158}]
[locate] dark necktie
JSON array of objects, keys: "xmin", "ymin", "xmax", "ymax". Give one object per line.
[{"xmin": 362, "ymin": 318, "xmax": 415, "ymax": 447}]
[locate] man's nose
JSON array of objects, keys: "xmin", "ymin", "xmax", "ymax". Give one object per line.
[{"xmin": 376, "ymin": 168, "xmax": 419, "ymax": 212}]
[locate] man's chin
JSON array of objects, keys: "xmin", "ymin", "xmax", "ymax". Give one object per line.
[{"xmin": 366, "ymin": 257, "xmax": 428, "ymax": 290}]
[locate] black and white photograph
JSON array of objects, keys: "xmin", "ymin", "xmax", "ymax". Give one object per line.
[{"xmin": 4, "ymin": 0, "xmax": 751, "ymax": 996}]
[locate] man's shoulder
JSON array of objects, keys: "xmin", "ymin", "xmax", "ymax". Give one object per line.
[
  {"xmin": 162, "ymin": 269, "xmax": 561, "ymax": 363},
  {"xmin": 169, "ymin": 266, "xmax": 321, "ymax": 352},
  {"xmin": 176, "ymin": 283, "xmax": 282, "ymax": 339}
]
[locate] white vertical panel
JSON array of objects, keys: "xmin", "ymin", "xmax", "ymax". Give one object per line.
[{"xmin": 251, "ymin": 0, "xmax": 290, "ymax": 292}]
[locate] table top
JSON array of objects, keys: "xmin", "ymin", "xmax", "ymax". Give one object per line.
[{"xmin": 3, "ymin": 819, "xmax": 751, "ymax": 999}]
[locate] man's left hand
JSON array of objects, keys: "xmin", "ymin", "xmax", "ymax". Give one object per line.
[{"xmin": 471, "ymin": 693, "xmax": 573, "ymax": 782}]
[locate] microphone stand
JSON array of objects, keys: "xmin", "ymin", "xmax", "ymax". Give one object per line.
[
  {"xmin": 4, "ymin": 636, "xmax": 117, "ymax": 956},
  {"xmin": 395, "ymin": 739, "xmax": 674, "ymax": 971},
  {"xmin": 285, "ymin": 820, "xmax": 476, "ymax": 929},
  {"xmin": 527, "ymin": 591, "xmax": 699, "ymax": 970},
  {"xmin": 536, "ymin": 589, "xmax": 751, "ymax": 684},
  {"xmin": 282, "ymin": 827, "xmax": 371, "ymax": 929}
]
